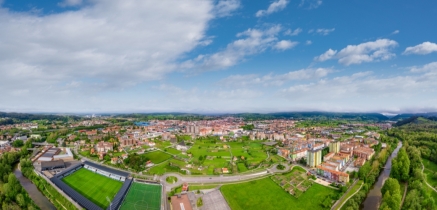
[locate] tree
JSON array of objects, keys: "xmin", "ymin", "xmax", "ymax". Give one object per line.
[
  {"xmin": 12, "ymin": 140, "xmax": 24, "ymax": 147},
  {"xmin": 380, "ymin": 178, "xmax": 402, "ymax": 210}
]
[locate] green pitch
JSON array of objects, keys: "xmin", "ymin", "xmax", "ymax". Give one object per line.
[
  {"xmin": 62, "ymin": 168, "xmax": 123, "ymax": 209},
  {"xmin": 120, "ymin": 182, "xmax": 162, "ymax": 210}
]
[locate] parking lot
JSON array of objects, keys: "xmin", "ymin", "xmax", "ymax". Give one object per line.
[{"xmin": 201, "ymin": 190, "xmax": 231, "ymax": 210}]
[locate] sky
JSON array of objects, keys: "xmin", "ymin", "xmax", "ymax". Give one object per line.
[{"xmin": 1, "ymin": 0, "xmax": 437, "ymax": 114}]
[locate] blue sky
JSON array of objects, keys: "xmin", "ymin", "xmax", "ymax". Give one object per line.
[{"xmin": 1, "ymin": 0, "xmax": 437, "ymax": 114}]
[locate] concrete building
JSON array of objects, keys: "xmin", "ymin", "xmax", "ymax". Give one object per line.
[
  {"xmin": 307, "ymin": 149, "xmax": 322, "ymax": 168},
  {"xmin": 329, "ymin": 141, "xmax": 341, "ymax": 153},
  {"xmin": 171, "ymin": 194, "xmax": 193, "ymax": 210}
]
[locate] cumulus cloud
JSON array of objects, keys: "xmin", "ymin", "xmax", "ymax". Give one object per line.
[
  {"xmin": 284, "ymin": 28, "xmax": 302, "ymax": 36},
  {"xmin": 314, "ymin": 49, "xmax": 337, "ymax": 62},
  {"xmin": 256, "ymin": 0, "xmax": 289, "ymax": 17},
  {"xmin": 220, "ymin": 68, "xmax": 333, "ymax": 87},
  {"xmin": 279, "ymin": 68, "xmax": 437, "ymax": 112},
  {"xmin": 309, "ymin": 28, "xmax": 335, "ymax": 35},
  {"xmin": 214, "ymin": 0, "xmax": 241, "ymax": 17},
  {"xmin": 273, "ymin": 40, "xmax": 298, "ymax": 50},
  {"xmin": 0, "ymin": 0, "xmax": 215, "ymax": 111},
  {"xmin": 183, "ymin": 25, "xmax": 283, "ymax": 71},
  {"xmin": 299, "ymin": 0, "xmax": 323, "ymax": 9},
  {"xmin": 410, "ymin": 61, "xmax": 437, "ymax": 73},
  {"xmin": 306, "ymin": 40, "xmax": 312, "ymax": 45},
  {"xmin": 58, "ymin": 0, "xmax": 83, "ymax": 7},
  {"xmin": 403, "ymin": 42, "xmax": 437, "ymax": 55},
  {"xmin": 314, "ymin": 39, "xmax": 398, "ymax": 65}
]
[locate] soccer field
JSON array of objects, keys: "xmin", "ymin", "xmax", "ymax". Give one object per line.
[
  {"xmin": 120, "ymin": 182, "xmax": 162, "ymax": 210},
  {"xmin": 62, "ymin": 168, "xmax": 123, "ymax": 209}
]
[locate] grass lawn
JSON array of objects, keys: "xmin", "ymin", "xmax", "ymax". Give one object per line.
[
  {"xmin": 237, "ymin": 163, "xmax": 248, "ymax": 172},
  {"xmin": 423, "ymin": 159, "xmax": 437, "ymax": 188},
  {"xmin": 147, "ymin": 161, "xmax": 181, "ymax": 175},
  {"xmin": 62, "ymin": 168, "xmax": 123, "ymax": 208},
  {"xmin": 221, "ymin": 177, "xmax": 339, "ymax": 210},
  {"xmin": 175, "ymin": 184, "xmax": 219, "ymax": 193},
  {"xmin": 120, "ymin": 182, "xmax": 161, "ymax": 210},
  {"xmin": 165, "ymin": 148, "xmax": 182, "ymax": 155},
  {"xmin": 142, "ymin": 151, "xmax": 173, "ymax": 164}
]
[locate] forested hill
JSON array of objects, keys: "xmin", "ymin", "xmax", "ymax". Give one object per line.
[
  {"xmin": 231, "ymin": 112, "xmax": 389, "ymax": 121},
  {"xmin": 390, "ymin": 112, "xmax": 437, "ymax": 121},
  {"xmin": 0, "ymin": 112, "xmax": 81, "ymax": 122},
  {"xmin": 394, "ymin": 116, "xmax": 437, "ymax": 127}
]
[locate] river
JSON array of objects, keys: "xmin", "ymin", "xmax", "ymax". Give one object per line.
[
  {"xmin": 360, "ymin": 141, "xmax": 403, "ymax": 210},
  {"xmin": 13, "ymin": 166, "xmax": 56, "ymax": 210}
]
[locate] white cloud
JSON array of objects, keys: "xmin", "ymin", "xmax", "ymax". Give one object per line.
[
  {"xmin": 214, "ymin": 0, "xmax": 241, "ymax": 17},
  {"xmin": 403, "ymin": 42, "xmax": 437, "ymax": 55},
  {"xmin": 306, "ymin": 40, "xmax": 312, "ymax": 45},
  {"xmin": 183, "ymin": 25, "xmax": 282, "ymax": 71},
  {"xmin": 391, "ymin": 30, "xmax": 399, "ymax": 35},
  {"xmin": 273, "ymin": 40, "xmax": 298, "ymax": 50},
  {"xmin": 0, "ymin": 0, "xmax": 213, "ymax": 86},
  {"xmin": 58, "ymin": 0, "xmax": 83, "ymax": 7},
  {"xmin": 0, "ymin": 0, "xmax": 214, "ymax": 110},
  {"xmin": 299, "ymin": 0, "xmax": 323, "ymax": 9},
  {"xmin": 220, "ymin": 68, "xmax": 333, "ymax": 87},
  {"xmin": 309, "ymin": 28, "xmax": 335, "ymax": 35},
  {"xmin": 410, "ymin": 61, "xmax": 437, "ymax": 73},
  {"xmin": 256, "ymin": 0, "xmax": 289, "ymax": 17},
  {"xmin": 284, "ymin": 28, "xmax": 302, "ymax": 36},
  {"xmin": 314, "ymin": 49, "xmax": 337, "ymax": 62},
  {"xmin": 315, "ymin": 39, "xmax": 398, "ymax": 65}
]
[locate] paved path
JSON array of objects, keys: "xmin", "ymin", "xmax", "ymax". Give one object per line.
[
  {"xmin": 333, "ymin": 180, "xmax": 363, "ymax": 210},
  {"xmin": 400, "ymin": 182, "xmax": 408, "ymax": 209},
  {"xmin": 422, "ymin": 163, "xmax": 437, "ymax": 193}
]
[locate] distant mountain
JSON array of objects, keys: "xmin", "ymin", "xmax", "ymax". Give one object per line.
[
  {"xmin": 231, "ymin": 112, "xmax": 389, "ymax": 121},
  {"xmin": 0, "ymin": 112, "xmax": 81, "ymax": 121},
  {"xmin": 391, "ymin": 113, "xmax": 437, "ymax": 121}
]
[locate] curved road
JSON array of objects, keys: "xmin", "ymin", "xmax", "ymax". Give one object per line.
[{"xmin": 160, "ymin": 163, "xmax": 292, "ymax": 191}]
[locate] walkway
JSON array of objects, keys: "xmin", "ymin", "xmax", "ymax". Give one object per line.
[
  {"xmin": 400, "ymin": 182, "xmax": 408, "ymax": 209},
  {"xmin": 332, "ymin": 180, "xmax": 363, "ymax": 210},
  {"xmin": 422, "ymin": 163, "xmax": 437, "ymax": 193}
]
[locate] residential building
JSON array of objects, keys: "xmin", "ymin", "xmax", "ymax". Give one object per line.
[
  {"xmin": 329, "ymin": 141, "xmax": 341, "ymax": 153},
  {"xmin": 96, "ymin": 141, "xmax": 113, "ymax": 153},
  {"xmin": 307, "ymin": 149, "xmax": 322, "ymax": 168}
]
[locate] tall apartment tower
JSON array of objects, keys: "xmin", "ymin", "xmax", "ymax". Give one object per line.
[
  {"xmin": 329, "ymin": 141, "xmax": 341, "ymax": 153},
  {"xmin": 307, "ymin": 149, "xmax": 322, "ymax": 168}
]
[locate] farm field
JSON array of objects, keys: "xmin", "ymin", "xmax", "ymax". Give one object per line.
[
  {"xmin": 221, "ymin": 177, "xmax": 339, "ymax": 210},
  {"xmin": 62, "ymin": 168, "xmax": 123, "ymax": 209},
  {"xmin": 142, "ymin": 151, "xmax": 173, "ymax": 164},
  {"xmin": 120, "ymin": 182, "xmax": 161, "ymax": 210},
  {"xmin": 164, "ymin": 147, "xmax": 182, "ymax": 155}
]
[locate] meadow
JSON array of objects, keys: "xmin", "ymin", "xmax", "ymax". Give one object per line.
[
  {"xmin": 221, "ymin": 177, "xmax": 340, "ymax": 210},
  {"xmin": 142, "ymin": 150, "xmax": 173, "ymax": 164}
]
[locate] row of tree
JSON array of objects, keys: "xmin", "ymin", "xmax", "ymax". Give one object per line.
[{"xmin": 0, "ymin": 152, "xmax": 39, "ymax": 210}]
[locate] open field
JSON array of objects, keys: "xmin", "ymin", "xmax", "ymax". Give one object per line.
[
  {"xmin": 221, "ymin": 177, "xmax": 340, "ymax": 210},
  {"xmin": 142, "ymin": 151, "xmax": 173, "ymax": 164},
  {"xmin": 120, "ymin": 182, "xmax": 161, "ymax": 210},
  {"xmin": 165, "ymin": 147, "xmax": 182, "ymax": 155},
  {"xmin": 62, "ymin": 168, "xmax": 123, "ymax": 208}
]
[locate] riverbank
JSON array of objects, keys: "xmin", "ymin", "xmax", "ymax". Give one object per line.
[
  {"xmin": 360, "ymin": 141, "xmax": 402, "ymax": 210},
  {"xmin": 14, "ymin": 165, "xmax": 56, "ymax": 210}
]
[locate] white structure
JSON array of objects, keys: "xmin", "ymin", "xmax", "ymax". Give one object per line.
[{"xmin": 0, "ymin": 140, "xmax": 9, "ymax": 148}]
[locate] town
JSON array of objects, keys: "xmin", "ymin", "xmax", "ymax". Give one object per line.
[{"xmin": 0, "ymin": 113, "xmax": 402, "ymax": 210}]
